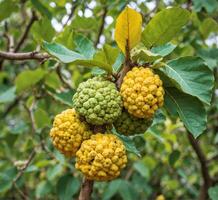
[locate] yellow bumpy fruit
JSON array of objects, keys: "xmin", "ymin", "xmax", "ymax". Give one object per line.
[
  {"xmin": 156, "ymin": 195, "xmax": 165, "ymax": 200},
  {"xmin": 120, "ymin": 67, "xmax": 164, "ymax": 118},
  {"xmin": 50, "ymin": 109, "xmax": 92, "ymax": 157},
  {"xmin": 75, "ymin": 133, "xmax": 127, "ymax": 181}
]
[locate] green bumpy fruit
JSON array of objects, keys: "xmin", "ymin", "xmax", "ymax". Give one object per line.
[
  {"xmin": 73, "ymin": 77, "xmax": 122, "ymax": 125},
  {"xmin": 114, "ymin": 110, "xmax": 152, "ymax": 136},
  {"xmin": 49, "ymin": 109, "xmax": 92, "ymax": 157},
  {"xmin": 75, "ymin": 133, "xmax": 127, "ymax": 181}
]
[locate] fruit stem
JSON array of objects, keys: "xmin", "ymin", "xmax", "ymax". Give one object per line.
[{"xmin": 78, "ymin": 178, "xmax": 94, "ymax": 200}]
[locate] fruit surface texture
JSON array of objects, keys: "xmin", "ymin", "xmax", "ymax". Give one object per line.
[
  {"xmin": 121, "ymin": 67, "xmax": 164, "ymax": 118},
  {"xmin": 75, "ymin": 133, "xmax": 127, "ymax": 181},
  {"xmin": 73, "ymin": 77, "xmax": 122, "ymax": 125},
  {"xmin": 49, "ymin": 109, "xmax": 92, "ymax": 156},
  {"xmin": 114, "ymin": 110, "xmax": 152, "ymax": 135}
]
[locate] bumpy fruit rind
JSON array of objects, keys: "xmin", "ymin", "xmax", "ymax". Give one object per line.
[
  {"xmin": 114, "ymin": 110, "xmax": 152, "ymax": 136},
  {"xmin": 120, "ymin": 67, "xmax": 164, "ymax": 118},
  {"xmin": 49, "ymin": 109, "xmax": 92, "ymax": 157},
  {"xmin": 75, "ymin": 133, "xmax": 127, "ymax": 181},
  {"xmin": 73, "ymin": 77, "xmax": 122, "ymax": 125}
]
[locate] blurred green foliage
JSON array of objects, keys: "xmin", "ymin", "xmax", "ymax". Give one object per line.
[{"xmin": 0, "ymin": 0, "xmax": 218, "ymax": 199}]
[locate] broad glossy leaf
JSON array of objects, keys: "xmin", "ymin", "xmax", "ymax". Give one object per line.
[
  {"xmin": 32, "ymin": 19, "xmax": 55, "ymax": 42},
  {"xmin": 34, "ymin": 108, "xmax": 51, "ymax": 129},
  {"xmin": 47, "ymin": 88, "xmax": 74, "ymax": 107},
  {"xmin": 74, "ymin": 34, "xmax": 95, "ymax": 59},
  {"xmin": 36, "ymin": 181, "xmax": 52, "ymax": 198},
  {"xmin": 94, "ymin": 44, "xmax": 119, "ymax": 66},
  {"xmin": 151, "ymin": 43, "xmax": 177, "ymax": 57},
  {"xmin": 43, "ymin": 42, "xmax": 112, "ymax": 72},
  {"xmin": 72, "ymin": 16, "xmax": 99, "ymax": 31},
  {"xmin": 113, "ymin": 53, "xmax": 125, "ymax": 73},
  {"xmin": 0, "ymin": 87, "xmax": 16, "ymax": 103},
  {"xmin": 0, "ymin": 0, "xmax": 18, "ymax": 22},
  {"xmin": 165, "ymin": 88, "xmax": 207, "ymax": 138},
  {"xmin": 113, "ymin": 130, "xmax": 141, "ymax": 157},
  {"xmin": 131, "ymin": 43, "xmax": 161, "ymax": 62},
  {"xmin": 193, "ymin": 0, "xmax": 218, "ymax": 13},
  {"xmin": 133, "ymin": 161, "xmax": 149, "ymax": 179},
  {"xmin": 103, "ymin": 179, "xmax": 122, "ymax": 200},
  {"xmin": 57, "ymin": 175, "xmax": 80, "ymax": 200},
  {"xmin": 15, "ymin": 68, "xmax": 46, "ymax": 93},
  {"xmin": 160, "ymin": 57, "xmax": 214, "ymax": 105},
  {"xmin": 115, "ymin": 7, "xmax": 142, "ymax": 54},
  {"xmin": 43, "ymin": 42, "xmax": 85, "ymax": 63},
  {"xmin": 208, "ymin": 184, "xmax": 218, "ymax": 200},
  {"xmin": 199, "ymin": 18, "xmax": 218, "ymax": 39},
  {"xmin": 142, "ymin": 7, "xmax": 190, "ymax": 48}
]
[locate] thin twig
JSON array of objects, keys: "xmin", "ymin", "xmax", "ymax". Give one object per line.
[
  {"xmin": 13, "ymin": 149, "xmax": 36, "ymax": 183},
  {"xmin": 95, "ymin": 6, "xmax": 107, "ymax": 47},
  {"xmin": 187, "ymin": 133, "xmax": 212, "ymax": 200},
  {"xmin": 0, "ymin": 51, "xmax": 50, "ymax": 61},
  {"xmin": 15, "ymin": 10, "xmax": 38, "ymax": 52},
  {"xmin": 63, "ymin": 1, "xmax": 79, "ymax": 27},
  {"xmin": 24, "ymin": 101, "xmax": 37, "ymax": 134}
]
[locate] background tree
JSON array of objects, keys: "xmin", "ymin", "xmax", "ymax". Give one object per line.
[{"xmin": 0, "ymin": 0, "xmax": 218, "ymax": 200}]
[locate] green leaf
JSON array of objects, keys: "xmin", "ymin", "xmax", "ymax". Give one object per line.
[
  {"xmin": 151, "ymin": 43, "xmax": 177, "ymax": 57},
  {"xmin": 113, "ymin": 131, "xmax": 141, "ymax": 157},
  {"xmin": 44, "ymin": 72, "xmax": 62, "ymax": 89},
  {"xmin": 169, "ymin": 150, "xmax": 180, "ymax": 167},
  {"xmin": 142, "ymin": 7, "xmax": 190, "ymax": 48},
  {"xmin": 103, "ymin": 179, "xmax": 122, "ymax": 200},
  {"xmin": 32, "ymin": 19, "xmax": 55, "ymax": 42},
  {"xmin": 34, "ymin": 108, "xmax": 51, "ymax": 129},
  {"xmin": 165, "ymin": 88, "xmax": 207, "ymax": 138},
  {"xmin": 46, "ymin": 164, "xmax": 63, "ymax": 181},
  {"xmin": 160, "ymin": 57, "xmax": 214, "ymax": 105},
  {"xmin": 113, "ymin": 53, "xmax": 125, "ymax": 73},
  {"xmin": 0, "ymin": 87, "xmax": 16, "ymax": 103},
  {"xmin": 197, "ymin": 48, "xmax": 218, "ymax": 69},
  {"xmin": 118, "ymin": 180, "xmax": 136, "ymax": 200},
  {"xmin": 94, "ymin": 44, "xmax": 120, "ymax": 66},
  {"xmin": 208, "ymin": 184, "xmax": 218, "ymax": 200},
  {"xmin": 43, "ymin": 42, "xmax": 112, "ymax": 72},
  {"xmin": 57, "ymin": 175, "xmax": 80, "ymax": 200},
  {"xmin": 193, "ymin": 0, "xmax": 218, "ymax": 13},
  {"xmin": 133, "ymin": 161, "xmax": 149, "ymax": 179},
  {"xmin": 131, "ymin": 44, "xmax": 161, "ymax": 63},
  {"xmin": 55, "ymin": 26, "xmax": 75, "ymax": 50},
  {"xmin": 0, "ymin": 0, "xmax": 18, "ymax": 22},
  {"xmin": 199, "ymin": 18, "xmax": 218, "ymax": 39},
  {"xmin": 31, "ymin": 0, "xmax": 52, "ymax": 19},
  {"xmin": 47, "ymin": 88, "xmax": 74, "ymax": 107},
  {"xmin": 74, "ymin": 34, "xmax": 95, "ymax": 59},
  {"xmin": 36, "ymin": 181, "xmax": 52, "ymax": 198},
  {"xmin": 15, "ymin": 68, "xmax": 46, "ymax": 93},
  {"xmin": 43, "ymin": 42, "xmax": 85, "ymax": 63}
]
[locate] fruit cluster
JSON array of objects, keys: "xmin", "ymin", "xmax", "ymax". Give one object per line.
[{"xmin": 49, "ymin": 66, "xmax": 164, "ymax": 181}]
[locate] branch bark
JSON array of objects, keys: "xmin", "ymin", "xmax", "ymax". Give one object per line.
[
  {"xmin": 187, "ymin": 133, "xmax": 212, "ymax": 200},
  {"xmin": 0, "ymin": 51, "xmax": 50, "ymax": 61},
  {"xmin": 15, "ymin": 10, "xmax": 38, "ymax": 52},
  {"xmin": 95, "ymin": 7, "xmax": 107, "ymax": 47},
  {"xmin": 78, "ymin": 178, "xmax": 94, "ymax": 200}
]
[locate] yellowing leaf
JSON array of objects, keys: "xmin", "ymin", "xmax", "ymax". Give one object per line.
[{"xmin": 115, "ymin": 7, "xmax": 142, "ymax": 54}]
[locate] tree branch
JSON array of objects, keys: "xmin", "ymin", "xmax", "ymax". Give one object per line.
[
  {"xmin": 15, "ymin": 10, "xmax": 38, "ymax": 52},
  {"xmin": 95, "ymin": 6, "xmax": 107, "ymax": 47},
  {"xmin": 0, "ymin": 51, "xmax": 50, "ymax": 61},
  {"xmin": 187, "ymin": 133, "xmax": 212, "ymax": 200},
  {"xmin": 78, "ymin": 178, "xmax": 94, "ymax": 200},
  {"xmin": 63, "ymin": 1, "xmax": 79, "ymax": 27}
]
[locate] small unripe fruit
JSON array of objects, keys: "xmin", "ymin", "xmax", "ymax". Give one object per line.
[
  {"xmin": 73, "ymin": 77, "xmax": 122, "ymax": 125},
  {"xmin": 114, "ymin": 110, "xmax": 152, "ymax": 135},
  {"xmin": 121, "ymin": 67, "xmax": 164, "ymax": 118},
  {"xmin": 75, "ymin": 133, "xmax": 127, "ymax": 181},
  {"xmin": 49, "ymin": 109, "xmax": 92, "ymax": 157}
]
